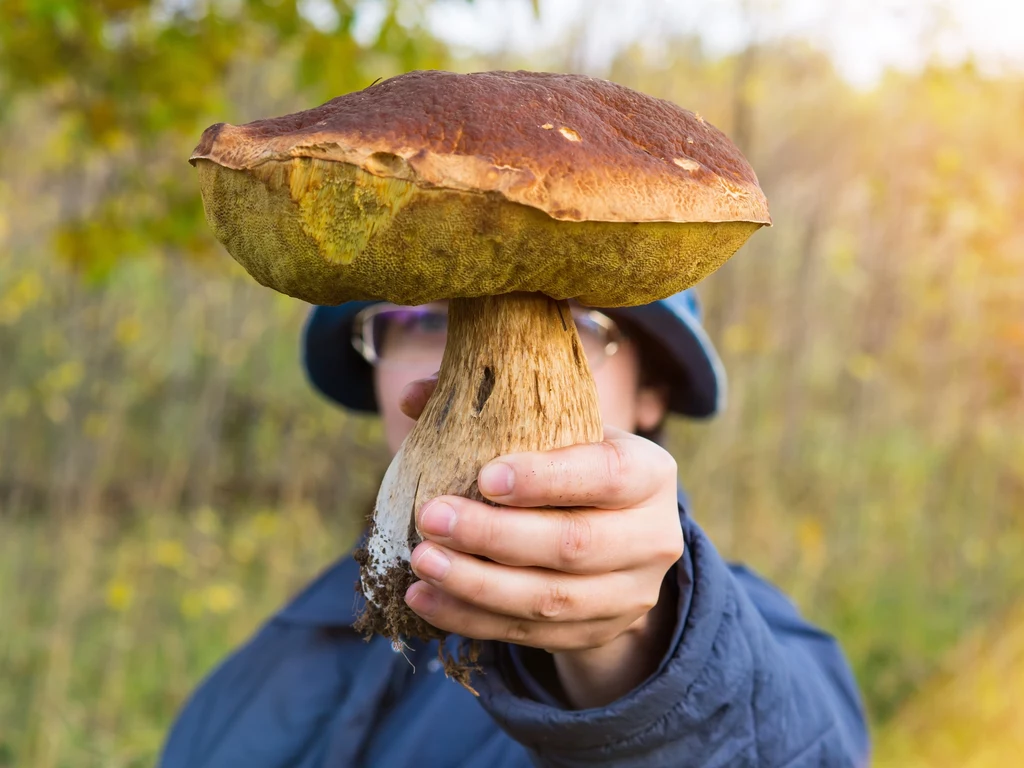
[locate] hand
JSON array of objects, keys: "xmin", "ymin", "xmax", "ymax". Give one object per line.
[{"xmin": 399, "ymin": 375, "xmax": 684, "ymax": 706}]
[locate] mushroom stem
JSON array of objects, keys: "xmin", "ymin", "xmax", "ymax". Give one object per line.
[{"xmin": 355, "ymin": 292, "xmax": 604, "ymax": 643}]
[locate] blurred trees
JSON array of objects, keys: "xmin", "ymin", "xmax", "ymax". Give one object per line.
[
  {"xmin": 1, "ymin": 0, "xmax": 453, "ymax": 279},
  {"xmin": 1, "ymin": 5, "xmax": 458, "ymax": 764},
  {"xmin": 1, "ymin": 2, "xmax": 1023, "ymax": 764},
  {"xmin": 874, "ymin": 604, "xmax": 1024, "ymax": 767},
  {"xmin": 0, "ymin": 0, "xmax": 458, "ymax": 519},
  {"xmin": 614, "ymin": 43, "xmax": 1024, "ymax": 721}
]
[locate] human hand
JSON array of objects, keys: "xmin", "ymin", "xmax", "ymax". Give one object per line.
[{"xmin": 398, "ymin": 376, "xmax": 683, "ymax": 672}]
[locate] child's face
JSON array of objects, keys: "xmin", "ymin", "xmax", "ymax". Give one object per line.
[{"xmin": 370, "ymin": 303, "xmax": 668, "ymax": 456}]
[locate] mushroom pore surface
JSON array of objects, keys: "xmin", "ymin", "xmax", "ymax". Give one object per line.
[{"xmin": 195, "ymin": 158, "xmax": 761, "ymax": 308}]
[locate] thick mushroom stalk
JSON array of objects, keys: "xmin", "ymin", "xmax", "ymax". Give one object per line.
[{"xmin": 354, "ymin": 292, "xmax": 603, "ymax": 642}]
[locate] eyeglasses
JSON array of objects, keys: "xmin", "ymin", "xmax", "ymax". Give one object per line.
[{"xmin": 352, "ymin": 301, "xmax": 622, "ymax": 369}]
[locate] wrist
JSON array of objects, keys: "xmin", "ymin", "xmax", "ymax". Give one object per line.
[{"xmin": 552, "ymin": 573, "xmax": 677, "ymax": 709}]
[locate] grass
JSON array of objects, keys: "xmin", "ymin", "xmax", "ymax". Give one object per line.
[{"xmin": 0, "ymin": 503, "xmax": 361, "ymax": 768}]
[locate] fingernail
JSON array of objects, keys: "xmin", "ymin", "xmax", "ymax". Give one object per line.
[
  {"xmin": 406, "ymin": 582, "xmax": 438, "ymax": 617},
  {"xmin": 479, "ymin": 462, "xmax": 514, "ymax": 497},
  {"xmin": 412, "ymin": 545, "xmax": 451, "ymax": 581},
  {"xmin": 419, "ymin": 500, "xmax": 457, "ymax": 537}
]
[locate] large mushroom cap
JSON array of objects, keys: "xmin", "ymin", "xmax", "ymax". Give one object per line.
[{"xmin": 191, "ymin": 69, "xmax": 769, "ymax": 307}]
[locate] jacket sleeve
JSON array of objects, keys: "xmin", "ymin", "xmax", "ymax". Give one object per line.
[{"xmin": 473, "ymin": 508, "xmax": 870, "ymax": 768}]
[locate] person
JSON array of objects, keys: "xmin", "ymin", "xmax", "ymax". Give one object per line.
[{"xmin": 160, "ymin": 289, "xmax": 870, "ymax": 767}]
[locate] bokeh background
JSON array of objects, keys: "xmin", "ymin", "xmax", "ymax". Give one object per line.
[{"xmin": 1, "ymin": 0, "xmax": 1022, "ymax": 765}]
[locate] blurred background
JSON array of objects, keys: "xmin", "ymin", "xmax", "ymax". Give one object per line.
[{"xmin": 1, "ymin": 0, "xmax": 1022, "ymax": 765}]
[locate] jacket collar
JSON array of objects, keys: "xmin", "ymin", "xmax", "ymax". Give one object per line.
[{"xmin": 274, "ymin": 535, "xmax": 366, "ymax": 627}]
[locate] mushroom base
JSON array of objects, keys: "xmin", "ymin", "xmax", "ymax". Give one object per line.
[
  {"xmin": 354, "ymin": 291, "xmax": 604, "ymax": 686},
  {"xmin": 354, "ymin": 537, "xmax": 445, "ymax": 642}
]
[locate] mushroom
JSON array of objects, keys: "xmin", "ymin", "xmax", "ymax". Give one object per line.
[{"xmin": 190, "ymin": 70, "xmax": 769, "ymax": 659}]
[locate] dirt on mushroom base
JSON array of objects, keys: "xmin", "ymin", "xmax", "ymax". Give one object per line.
[
  {"xmin": 353, "ymin": 530, "xmax": 482, "ymax": 694},
  {"xmin": 353, "ymin": 530, "xmax": 441, "ymax": 642}
]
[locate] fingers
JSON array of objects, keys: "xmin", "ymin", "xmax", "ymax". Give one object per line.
[
  {"xmin": 476, "ymin": 430, "xmax": 678, "ymax": 509},
  {"xmin": 404, "ymin": 580, "xmax": 626, "ymax": 652},
  {"xmin": 399, "ymin": 374, "xmax": 439, "ymax": 420},
  {"xmin": 409, "ymin": 541, "xmax": 644, "ymax": 622},
  {"xmin": 416, "ymin": 495, "xmax": 684, "ymax": 574}
]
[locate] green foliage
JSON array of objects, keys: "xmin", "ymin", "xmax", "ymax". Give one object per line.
[
  {"xmin": 1, "ymin": 5, "xmax": 1023, "ymax": 765},
  {"xmin": 0, "ymin": 0, "xmax": 460, "ymax": 280}
]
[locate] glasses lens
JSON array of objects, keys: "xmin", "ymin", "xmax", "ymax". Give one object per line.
[
  {"xmin": 358, "ymin": 303, "xmax": 618, "ymax": 368},
  {"xmin": 373, "ymin": 306, "xmax": 448, "ymax": 364},
  {"xmin": 571, "ymin": 310, "xmax": 616, "ymax": 364}
]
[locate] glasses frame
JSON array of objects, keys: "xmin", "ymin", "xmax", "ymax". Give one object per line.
[{"xmin": 352, "ymin": 301, "xmax": 621, "ymax": 367}]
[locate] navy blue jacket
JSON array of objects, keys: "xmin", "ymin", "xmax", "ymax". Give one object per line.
[{"xmin": 160, "ymin": 504, "xmax": 869, "ymax": 767}]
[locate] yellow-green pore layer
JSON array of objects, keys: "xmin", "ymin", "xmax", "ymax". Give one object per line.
[{"xmin": 195, "ymin": 156, "xmax": 763, "ymax": 308}]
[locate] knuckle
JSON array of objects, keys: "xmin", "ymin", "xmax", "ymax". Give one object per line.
[
  {"xmin": 658, "ymin": 449, "xmax": 679, "ymax": 480},
  {"xmin": 583, "ymin": 624, "xmax": 616, "ymax": 650},
  {"xmin": 636, "ymin": 587, "xmax": 660, "ymax": 615},
  {"xmin": 466, "ymin": 505, "xmax": 502, "ymax": 553},
  {"xmin": 556, "ymin": 511, "xmax": 592, "ymax": 568},
  {"xmin": 503, "ymin": 619, "xmax": 531, "ymax": 644},
  {"xmin": 660, "ymin": 526, "xmax": 685, "ymax": 563},
  {"xmin": 533, "ymin": 579, "xmax": 573, "ymax": 620},
  {"xmin": 600, "ymin": 440, "xmax": 632, "ymax": 496},
  {"xmin": 464, "ymin": 571, "xmax": 488, "ymax": 605}
]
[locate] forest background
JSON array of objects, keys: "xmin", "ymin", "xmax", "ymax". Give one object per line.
[{"xmin": 1, "ymin": 0, "xmax": 1022, "ymax": 765}]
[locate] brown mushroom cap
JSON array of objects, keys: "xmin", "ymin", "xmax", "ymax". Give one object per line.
[{"xmin": 191, "ymin": 69, "xmax": 769, "ymax": 307}]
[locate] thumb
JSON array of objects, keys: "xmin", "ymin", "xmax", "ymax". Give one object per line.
[{"xmin": 399, "ymin": 374, "xmax": 439, "ymax": 420}]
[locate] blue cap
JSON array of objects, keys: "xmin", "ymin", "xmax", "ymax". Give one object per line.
[{"xmin": 302, "ymin": 289, "xmax": 726, "ymax": 419}]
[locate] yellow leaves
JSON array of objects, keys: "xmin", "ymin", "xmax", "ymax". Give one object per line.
[
  {"xmin": 721, "ymin": 318, "xmax": 775, "ymax": 356},
  {"xmin": 251, "ymin": 510, "xmax": 279, "ymax": 539},
  {"xmin": 229, "ymin": 510, "xmax": 282, "ymax": 564},
  {"xmin": 1, "ymin": 388, "xmax": 30, "ymax": 418},
  {"xmin": 115, "ymin": 316, "xmax": 141, "ymax": 347},
  {"xmin": 179, "ymin": 592, "xmax": 203, "ymax": 620},
  {"xmin": 933, "ymin": 145, "xmax": 963, "ymax": 177},
  {"xmin": 41, "ymin": 360, "xmax": 84, "ymax": 394},
  {"xmin": 153, "ymin": 539, "xmax": 186, "ymax": 571},
  {"xmin": 193, "ymin": 505, "xmax": 222, "ymax": 537},
  {"xmin": 846, "ymin": 353, "xmax": 879, "ymax": 382},
  {"xmin": 722, "ymin": 322, "xmax": 752, "ymax": 355},
  {"xmin": 105, "ymin": 579, "xmax": 134, "ymax": 612},
  {"xmin": 203, "ymin": 583, "xmax": 242, "ymax": 615},
  {"xmin": 178, "ymin": 584, "xmax": 242, "ymax": 619},
  {"xmin": 796, "ymin": 517, "xmax": 827, "ymax": 574},
  {"xmin": 0, "ymin": 271, "xmax": 44, "ymax": 325},
  {"xmin": 43, "ymin": 396, "xmax": 70, "ymax": 424},
  {"xmin": 39, "ymin": 360, "xmax": 84, "ymax": 423},
  {"xmin": 228, "ymin": 534, "xmax": 257, "ymax": 565}
]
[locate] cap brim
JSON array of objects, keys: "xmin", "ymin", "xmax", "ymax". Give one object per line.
[
  {"xmin": 302, "ymin": 301, "xmax": 380, "ymax": 413},
  {"xmin": 606, "ymin": 297, "xmax": 725, "ymax": 418},
  {"xmin": 302, "ymin": 295, "xmax": 725, "ymax": 418}
]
